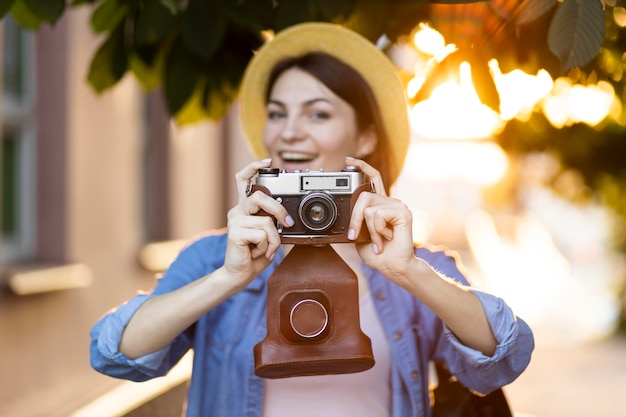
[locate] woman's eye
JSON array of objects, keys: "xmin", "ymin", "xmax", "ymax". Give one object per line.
[
  {"xmin": 267, "ymin": 110, "xmax": 286, "ymax": 120},
  {"xmin": 310, "ymin": 111, "xmax": 330, "ymax": 120}
]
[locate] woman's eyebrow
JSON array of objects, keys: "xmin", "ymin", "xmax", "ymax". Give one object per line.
[
  {"xmin": 267, "ymin": 97, "xmax": 332, "ymax": 107},
  {"xmin": 303, "ymin": 98, "xmax": 332, "ymax": 107},
  {"xmin": 267, "ymin": 99, "xmax": 286, "ymax": 108}
]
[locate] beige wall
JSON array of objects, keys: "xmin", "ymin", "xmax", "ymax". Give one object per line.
[
  {"xmin": 169, "ymin": 121, "xmax": 226, "ymax": 238},
  {"xmin": 168, "ymin": 103, "xmax": 255, "ymax": 238}
]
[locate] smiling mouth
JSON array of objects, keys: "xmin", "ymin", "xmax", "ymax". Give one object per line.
[{"xmin": 279, "ymin": 151, "xmax": 318, "ymax": 163}]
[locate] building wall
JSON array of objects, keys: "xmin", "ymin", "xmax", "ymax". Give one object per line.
[{"xmin": 0, "ymin": 8, "xmax": 253, "ymax": 417}]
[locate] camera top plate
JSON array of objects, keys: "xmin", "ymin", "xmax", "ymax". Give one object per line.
[{"xmin": 255, "ymin": 167, "xmax": 365, "ymax": 196}]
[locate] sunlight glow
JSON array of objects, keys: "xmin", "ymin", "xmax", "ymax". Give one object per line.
[
  {"xmin": 489, "ymin": 60, "xmax": 554, "ymax": 121},
  {"xmin": 403, "ymin": 23, "xmax": 617, "ymax": 188},
  {"xmin": 466, "ymin": 208, "xmax": 622, "ymax": 345},
  {"xmin": 407, "ymin": 23, "xmax": 457, "ymax": 99},
  {"xmin": 411, "ymin": 62, "xmax": 505, "ymax": 140},
  {"xmin": 406, "ymin": 24, "xmax": 617, "ymax": 135},
  {"xmin": 403, "ymin": 141, "xmax": 509, "ymax": 186},
  {"xmin": 407, "ymin": 76, "xmax": 427, "ymax": 100},
  {"xmin": 412, "ymin": 23, "xmax": 457, "ymax": 62},
  {"xmin": 542, "ymin": 78, "xmax": 617, "ymax": 128},
  {"xmin": 614, "ymin": 7, "xmax": 626, "ymax": 27}
]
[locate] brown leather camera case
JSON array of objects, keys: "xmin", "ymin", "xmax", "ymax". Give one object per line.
[{"xmin": 254, "ymin": 244, "xmax": 375, "ymax": 378}]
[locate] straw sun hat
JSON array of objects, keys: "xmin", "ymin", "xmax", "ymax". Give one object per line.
[{"xmin": 239, "ymin": 22, "xmax": 410, "ymax": 185}]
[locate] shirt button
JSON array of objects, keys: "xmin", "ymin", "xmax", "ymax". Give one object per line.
[
  {"xmin": 376, "ymin": 292, "xmax": 386, "ymax": 300},
  {"xmin": 411, "ymin": 371, "xmax": 419, "ymax": 379},
  {"xmin": 394, "ymin": 332, "xmax": 401, "ymax": 340}
]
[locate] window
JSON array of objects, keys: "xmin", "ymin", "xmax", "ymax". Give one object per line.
[{"xmin": 1, "ymin": 16, "xmax": 36, "ymax": 262}]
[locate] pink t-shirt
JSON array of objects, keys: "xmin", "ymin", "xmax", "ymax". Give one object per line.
[{"xmin": 262, "ymin": 290, "xmax": 392, "ymax": 416}]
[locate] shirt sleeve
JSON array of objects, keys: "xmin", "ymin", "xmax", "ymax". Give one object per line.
[
  {"xmin": 89, "ymin": 233, "xmax": 226, "ymax": 381},
  {"xmin": 90, "ymin": 294, "xmax": 176, "ymax": 381},
  {"xmin": 417, "ymin": 245, "xmax": 534, "ymax": 393},
  {"xmin": 439, "ymin": 288, "xmax": 534, "ymax": 393}
]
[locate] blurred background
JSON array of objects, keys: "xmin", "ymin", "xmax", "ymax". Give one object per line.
[{"xmin": 1, "ymin": 1, "xmax": 626, "ymax": 417}]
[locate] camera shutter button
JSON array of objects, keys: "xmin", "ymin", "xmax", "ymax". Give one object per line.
[{"xmin": 289, "ymin": 299, "xmax": 328, "ymax": 338}]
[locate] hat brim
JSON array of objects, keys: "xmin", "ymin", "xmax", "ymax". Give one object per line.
[{"xmin": 239, "ymin": 22, "xmax": 410, "ymax": 185}]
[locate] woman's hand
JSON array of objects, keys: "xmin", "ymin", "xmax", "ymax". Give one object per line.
[
  {"xmin": 225, "ymin": 159, "xmax": 293, "ymax": 288},
  {"xmin": 346, "ymin": 157, "xmax": 498, "ymax": 355},
  {"xmin": 118, "ymin": 159, "xmax": 293, "ymax": 359},
  {"xmin": 345, "ymin": 157, "xmax": 416, "ymax": 287}
]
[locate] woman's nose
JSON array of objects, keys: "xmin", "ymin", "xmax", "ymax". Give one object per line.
[{"xmin": 280, "ymin": 116, "xmax": 304, "ymax": 142}]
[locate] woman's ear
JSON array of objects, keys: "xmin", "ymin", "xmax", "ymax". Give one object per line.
[{"xmin": 356, "ymin": 125, "xmax": 378, "ymax": 159}]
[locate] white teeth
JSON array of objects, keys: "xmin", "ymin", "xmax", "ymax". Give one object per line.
[{"xmin": 279, "ymin": 151, "xmax": 317, "ymax": 162}]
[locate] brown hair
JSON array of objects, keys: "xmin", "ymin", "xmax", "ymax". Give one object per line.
[{"xmin": 265, "ymin": 52, "xmax": 392, "ymax": 187}]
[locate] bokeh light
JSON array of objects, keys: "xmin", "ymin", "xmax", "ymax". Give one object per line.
[{"xmin": 411, "ymin": 62, "xmax": 505, "ymax": 141}]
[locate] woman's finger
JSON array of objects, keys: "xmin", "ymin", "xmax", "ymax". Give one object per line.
[
  {"xmin": 349, "ymin": 192, "xmax": 410, "ymax": 254},
  {"xmin": 227, "ymin": 211, "xmax": 282, "ymax": 260},
  {"xmin": 235, "ymin": 158, "xmax": 273, "ymax": 203},
  {"xmin": 345, "ymin": 156, "xmax": 387, "ymax": 196},
  {"xmin": 364, "ymin": 205, "xmax": 394, "ymax": 241},
  {"xmin": 348, "ymin": 191, "xmax": 380, "ymax": 244},
  {"xmin": 237, "ymin": 188, "xmax": 295, "ymax": 231}
]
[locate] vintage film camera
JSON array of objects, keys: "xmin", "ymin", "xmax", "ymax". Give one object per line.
[
  {"xmin": 250, "ymin": 167, "xmax": 375, "ymax": 379},
  {"xmin": 249, "ymin": 166, "xmax": 371, "ymax": 245}
]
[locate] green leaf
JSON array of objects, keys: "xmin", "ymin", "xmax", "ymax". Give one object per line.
[
  {"xmin": 133, "ymin": 43, "xmax": 159, "ymax": 67},
  {"xmin": 135, "ymin": 0, "xmax": 179, "ymax": 45},
  {"xmin": 316, "ymin": 0, "xmax": 356, "ymax": 21},
  {"xmin": 548, "ymin": 0, "xmax": 606, "ymax": 72},
  {"xmin": 214, "ymin": 26, "xmax": 258, "ymax": 88},
  {"xmin": 384, "ymin": 2, "xmax": 429, "ymax": 42},
  {"xmin": 274, "ymin": 0, "xmax": 317, "ymax": 31},
  {"xmin": 71, "ymin": 0, "xmax": 98, "ymax": 6},
  {"xmin": 174, "ymin": 22, "xmax": 258, "ymax": 123},
  {"xmin": 160, "ymin": 0, "xmax": 179, "ymax": 14},
  {"xmin": 164, "ymin": 43, "xmax": 203, "ymax": 114},
  {"xmin": 0, "ymin": 0, "xmax": 17, "ymax": 19},
  {"xmin": 23, "ymin": 0, "xmax": 65, "ymax": 24},
  {"xmin": 10, "ymin": 0, "xmax": 44, "ymax": 30},
  {"xmin": 181, "ymin": 0, "xmax": 226, "ymax": 61},
  {"xmin": 129, "ymin": 47, "xmax": 165, "ymax": 91},
  {"xmin": 343, "ymin": 0, "xmax": 389, "ymax": 42},
  {"xmin": 228, "ymin": 0, "xmax": 273, "ymax": 32},
  {"xmin": 203, "ymin": 80, "xmax": 238, "ymax": 120},
  {"xmin": 87, "ymin": 23, "xmax": 129, "ymax": 92},
  {"xmin": 175, "ymin": 67, "xmax": 238, "ymax": 124},
  {"xmin": 91, "ymin": 0, "xmax": 129, "ymax": 34},
  {"xmin": 515, "ymin": 0, "xmax": 558, "ymax": 26}
]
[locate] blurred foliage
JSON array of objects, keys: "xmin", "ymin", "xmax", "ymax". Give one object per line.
[
  {"xmin": 499, "ymin": 117, "xmax": 626, "ymax": 251},
  {"xmin": 495, "ymin": 10, "xmax": 626, "ymax": 253},
  {"xmin": 2, "ymin": 0, "xmax": 626, "ymax": 247},
  {"xmin": 0, "ymin": 0, "xmax": 619, "ymax": 124}
]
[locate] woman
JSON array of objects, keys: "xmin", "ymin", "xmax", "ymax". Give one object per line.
[{"xmin": 90, "ymin": 23, "xmax": 534, "ymax": 417}]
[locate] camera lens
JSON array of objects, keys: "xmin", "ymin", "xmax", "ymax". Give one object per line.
[
  {"xmin": 289, "ymin": 299, "xmax": 329, "ymax": 339},
  {"xmin": 298, "ymin": 192, "xmax": 338, "ymax": 231}
]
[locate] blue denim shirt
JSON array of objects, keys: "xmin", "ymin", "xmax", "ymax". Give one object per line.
[{"xmin": 90, "ymin": 231, "xmax": 534, "ymax": 417}]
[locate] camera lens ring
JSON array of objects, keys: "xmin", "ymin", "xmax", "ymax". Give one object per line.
[
  {"xmin": 298, "ymin": 192, "xmax": 338, "ymax": 232},
  {"xmin": 289, "ymin": 298, "xmax": 329, "ymax": 339}
]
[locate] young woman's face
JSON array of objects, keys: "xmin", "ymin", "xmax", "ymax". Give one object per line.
[{"xmin": 262, "ymin": 68, "xmax": 375, "ymax": 173}]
